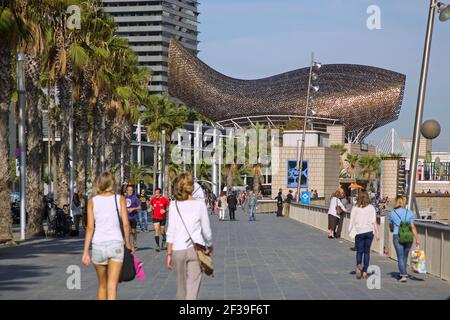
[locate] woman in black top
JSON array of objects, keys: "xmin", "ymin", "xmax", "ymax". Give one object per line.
[{"xmin": 275, "ymin": 192, "xmax": 283, "ymax": 217}]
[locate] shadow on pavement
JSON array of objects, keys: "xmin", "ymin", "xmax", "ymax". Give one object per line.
[
  {"xmin": 0, "ymin": 237, "xmax": 84, "ymax": 261},
  {"xmin": 0, "ymin": 264, "xmax": 52, "ymax": 292}
]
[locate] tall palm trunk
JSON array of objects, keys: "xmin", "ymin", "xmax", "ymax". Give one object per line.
[
  {"xmin": 104, "ymin": 108, "xmax": 121, "ymax": 175},
  {"xmin": 25, "ymin": 54, "xmax": 44, "ymax": 236},
  {"xmin": 91, "ymin": 96, "xmax": 105, "ymax": 184},
  {"xmin": 74, "ymin": 88, "xmax": 89, "ymax": 208},
  {"xmin": 0, "ymin": 43, "xmax": 14, "ymax": 244},
  {"xmin": 226, "ymin": 164, "xmax": 236, "ymax": 195},
  {"xmin": 252, "ymin": 164, "xmax": 261, "ymax": 194},
  {"xmin": 123, "ymin": 120, "xmax": 132, "ymax": 189},
  {"xmin": 55, "ymin": 75, "xmax": 71, "ymax": 207},
  {"xmin": 48, "ymin": 82, "xmax": 56, "ymax": 196}
]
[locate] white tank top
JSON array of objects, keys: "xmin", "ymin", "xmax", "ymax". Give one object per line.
[{"xmin": 92, "ymin": 195, "xmax": 124, "ymax": 245}]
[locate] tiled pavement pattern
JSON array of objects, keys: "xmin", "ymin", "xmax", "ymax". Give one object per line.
[{"xmin": 1, "ymin": 208, "xmax": 449, "ymax": 300}]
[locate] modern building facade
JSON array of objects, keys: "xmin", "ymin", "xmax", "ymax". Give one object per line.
[{"xmin": 102, "ymin": 0, "xmax": 199, "ymax": 94}]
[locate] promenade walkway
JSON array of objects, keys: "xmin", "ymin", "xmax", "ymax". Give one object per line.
[{"xmin": 1, "ymin": 208, "xmax": 449, "ymax": 300}]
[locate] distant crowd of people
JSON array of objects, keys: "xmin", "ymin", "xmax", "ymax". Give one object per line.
[
  {"xmin": 61, "ymin": 175, "xmax": 424, "ymax": 300},
  {"xmin": 421, "ymin": 189, "xmax": 450, "ymax": 195}
]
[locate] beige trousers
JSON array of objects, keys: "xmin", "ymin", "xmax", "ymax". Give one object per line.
[
  {"xmin": 283, "ymin": 203, "xmax": 289, "ymax": 217},
  {"xmin": 172, "ymin": 246, "xmax": 202, "ymax": 300}
]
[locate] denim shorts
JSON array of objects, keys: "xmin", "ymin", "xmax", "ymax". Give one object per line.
[{"xmin": 91, "ymin": 241, "xmax": 124, "ymax": 265}]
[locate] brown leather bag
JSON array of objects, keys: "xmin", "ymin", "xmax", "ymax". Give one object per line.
[{"xmin": 174, "ymin": 201, "xmax": 214, "ymax": 277}]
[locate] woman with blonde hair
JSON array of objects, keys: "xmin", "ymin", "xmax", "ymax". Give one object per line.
[
  {"xmin": 388, "ymin": 195, "xmax": 419, "ymax": 282},
  {"xmin": 348, "ymin": 190, "xmax": 380, "ymax": 279},
  {"xmin": 166, "ymin": 173, "xmax": 213, "ymax": 300},
  {"xmin": 82, "ymin": 172, "xmax": 134, "ymax": 300}
]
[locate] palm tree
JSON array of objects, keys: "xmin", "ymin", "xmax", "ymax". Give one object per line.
[
  {"xmin": 168, "ymin": 161, "xmax": 181, "ymax": 195},
  {"xmin": 130, "ymin": 162, "xmax": 149, "ymax": 184},
  {"xmin": 141, "ymin": 94, "xmax": 189, "ymax": 193},
  {"xmin": 18, "ymin": 0, "xmax": 54, "ymax": 236},
  {"xmin": 248, "ymin": 123, "xmax": 268, "ymax": 194},
  {"xmin": 0, "ymin": 2, "xmax": 27, "ymax": 244},
  {"xmin": 358, "ymin": 155, "xmax": 380, "ymax": 181},
  {"xmin": 198, "ymin": 161, "xmax": 212, "ymax": 181},
  {"xmin": 50, "ymin": 0, "xmax": 78, "ymax": 207},
  {"xmin": 345, "ymin": 153, "xmax": 359, "ymax": 180}
]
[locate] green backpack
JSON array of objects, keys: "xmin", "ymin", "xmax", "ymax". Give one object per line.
[
  {"xmin": 218, "ymin": 199, "xmax": 222, "ymax": 208},
  {"xmin": 394, "ymin": 210, "xmax": 414, "ymax": 244}
]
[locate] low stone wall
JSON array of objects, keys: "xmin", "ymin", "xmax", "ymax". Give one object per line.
[
  {"xmin": 254, "ymin": 200, "xmax": 277, "ymax": 214},
  {"xmin": 289, "ymin": 203, "xmax": 450, "ymax": 281},
  {"xmin": 288, "ymin": 203, "xmax": 385, "ymax": 255},
  {"xmin": 415, "ymin": 194, "xmax": 450, "ymax": 220}
]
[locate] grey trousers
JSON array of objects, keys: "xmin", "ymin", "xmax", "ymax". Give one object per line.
[{"xmin": 173, "ymin": 247, "xmax": 202, "ymax": 300}]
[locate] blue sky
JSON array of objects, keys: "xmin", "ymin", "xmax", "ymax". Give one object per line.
[{"xmin": 197, "ymin": 0, "xmax": 450, "ymax": 151}]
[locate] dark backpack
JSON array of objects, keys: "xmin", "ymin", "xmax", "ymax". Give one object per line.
[{"xmin": 394, "ymin": 209, "xmax": 414, "ymax": 244}]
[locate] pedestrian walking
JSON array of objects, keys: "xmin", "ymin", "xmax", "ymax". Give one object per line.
[
  {"xmin": 150, "ymin": 188, "xmax": 170, "ymax": 252},
  {"xmin": 125, "ymin": 185, "xmax": 140, "ymax": 249},
  {"xmin": 166, "ymin": 173, "xmax": 213, "ymax": 300},
  {"xmin": 348, "ymin": 190, "xmax": 380, "ymax": 279},
  {"xmin": 284, "ymin": 189, "xmax": 294, "ymax": 217},
  {"xmin": 227, "ymin": 192, "xmax": 238, "ymax": 221},
  {"xmin": 246, "ymin": 190, "xmax": 258, "ymax": 221},
  {"xmin": 217, "ymin": 191, "xmax": 228, "ymax": 221},
  {"xmin": 388, "ymin": 195, "xmax": 420, "ymax": 282},
  {"xmin": 275, "ymin": 191, "xmax": 283, "ymax": 217},
  {"xmin": 208, "ymin": 192, "xmax": 217, "ymax": 215},
  {"xmin": 335, "ymin": 190, "xmax": 350, "ymax": 239},
  {"xmin": 138, "ymin": 188, "xmax": 149, "ymax": 232},
  {"xmin": 72, "ymin": 193, "xmax": 82, "ymax": 235},
  {"xmin": 82, "ymin": 172, "xmax": 134, "ymax": 300},
  {"xmin": 327, "ymin": 189, "xmax": 349, "ymax": 238}
]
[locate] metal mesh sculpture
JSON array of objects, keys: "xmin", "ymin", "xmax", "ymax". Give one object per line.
[{"xmin": 168, "ymin": 39, "xmax": 406, "ymax": 143}]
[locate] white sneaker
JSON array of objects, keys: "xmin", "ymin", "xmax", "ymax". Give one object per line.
[{"xmin": 399, "ymin": 276, "xmax": 408, "ymax": 283}]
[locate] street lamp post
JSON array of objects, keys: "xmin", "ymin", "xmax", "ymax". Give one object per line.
[
  {"xmin": 407, "ymin": 0, "xmax": 450, "ymax": 212},
  {"xmin": 296, "ymin": 52, "xmax": 320, "ymax": 202},
  {"xmin": 17, "ymin": 53, "xmax": 26, "ymax": 241},
  {"xmin": 161, "ymin": 129, "xmax": 166, "ymax": 195}
]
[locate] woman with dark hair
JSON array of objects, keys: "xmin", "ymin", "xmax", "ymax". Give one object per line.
[
  {"xmin": 327, "ymin": 189, "xmax": 348, "ymax": 238},
  {"xmin": 348, "ymin": 190, "xmax": 380, "ymax": 279},
  {"xmin": 275, "ymin": 191, "xmax": 283, "ymax": 217},
  {"xmin": 72, "ymin": 193, "xmax": 82, "ymax": 235},
  {"xmin": 217, "ymin": 191, "xmax": 228, "ymax": 221}
]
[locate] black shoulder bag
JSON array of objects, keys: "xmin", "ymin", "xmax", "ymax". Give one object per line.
[{"xmin": 114, "ymin": 195, "xmax": 136, "ymax": 283}]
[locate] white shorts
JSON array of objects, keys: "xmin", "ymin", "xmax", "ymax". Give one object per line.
[{"xmin": 91, "ymin": 241, "xmax": 124, "ymax": 265}]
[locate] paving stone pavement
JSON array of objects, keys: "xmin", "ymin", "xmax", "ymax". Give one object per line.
[{"xmin": 1, "ymin": 208, "xmax": 449, "ymax": 300}]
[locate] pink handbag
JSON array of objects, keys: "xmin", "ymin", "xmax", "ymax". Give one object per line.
[{"xmin": 133, "ymin": 255, "xmax": 145, "ymax": 281}]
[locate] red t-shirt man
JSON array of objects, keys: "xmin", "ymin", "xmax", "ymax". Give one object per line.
[
  {"xmin": 151, "ymin": 194, "xmax": 170, "ymax": 221},
  {"xmin": 150, "ymin": 188, "xmax": 170, "ymax": 252}
]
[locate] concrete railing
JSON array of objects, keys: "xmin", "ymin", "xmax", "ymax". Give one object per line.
[
  {"xmin": 254, "ymin": 200, "xmax": 277, "ymax": 214},
  {"xmin": 289, "ymin": 203, "xmax": 450, "ymax": 281},
  {"xmin": 288, "ymin": 203, "xmax": 385, "ymax": 255}
]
